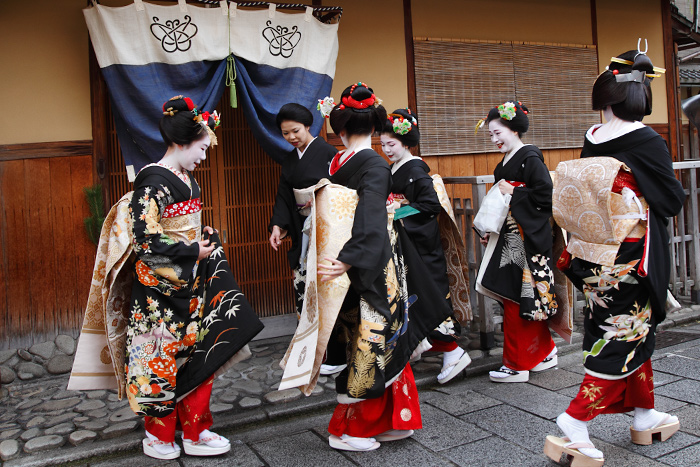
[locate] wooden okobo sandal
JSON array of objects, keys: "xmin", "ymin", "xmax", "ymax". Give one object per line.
[
  {"xmin": 630, "ymin": 416, "xmax": 680, "ymax": 445},
  {"xmin": 544, "ymin": 435, "xmax": 604, "ymax": 467}
]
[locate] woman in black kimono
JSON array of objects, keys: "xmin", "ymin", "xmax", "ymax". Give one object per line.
[
  {"xmin": 381, "ymin": 108, "xmax": 471, "ymax": 384},
  {"xmin": 545, "ymin": 49, "xmax": 685, "ymax": 466},
  {"xmin": 477, "ymin": 101, "xmax": 558, "ymax": 383},
  {"xmin": 268, "ymin": 103, "xmax": 344, "ymax": 375},
  {"xmin": 319, "ymin": 83, "xmax": 448, "ymax": 452},
  {"xmin": 126, "ymin": 97, "xmax": 263, "ymax": 459}
]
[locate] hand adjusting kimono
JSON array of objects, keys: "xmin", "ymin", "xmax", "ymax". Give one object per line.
[{"xmin": 70, "ymin": 164, "xmax": 263, "ymax": 438}]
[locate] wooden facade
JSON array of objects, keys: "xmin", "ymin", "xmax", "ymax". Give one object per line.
[
  {"xmin": 0, "ymin": 0, "xmax": 684, "ymax": 349},
  {"xmin": 0, "ymin": 145, "xmax": 95, "ymax": 350}
]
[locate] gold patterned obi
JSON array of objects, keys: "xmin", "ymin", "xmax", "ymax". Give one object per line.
[
  {"xmin": 552, "ymin": 157, "xmax": 648, "ymax": 266},
  {"xmin": 160, "ymin": 198, "xmax": 202, "ymax": 245}
]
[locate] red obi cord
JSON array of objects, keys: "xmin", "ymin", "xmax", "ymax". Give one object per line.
[
  {"xmin": 162, "ymin": 198, "xmax": 202, "ymax": 218},
  {"xmin": 506, "ymin": 180, "xmax": 526, "ymax": 188}
]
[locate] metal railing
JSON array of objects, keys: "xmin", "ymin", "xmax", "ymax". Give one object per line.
[{"xmin": 443, "ymin": 160, "xmax": 700, "ymax": 349}]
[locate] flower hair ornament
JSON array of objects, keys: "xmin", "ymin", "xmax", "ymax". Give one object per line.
[
  {"xmin": 193, "ymin": 110, "xmax": 221, "ymax": 146},
  {"xmin": 474, "ymin": 101, "xmax": 528, "ymax": 134},
  {"xmin": 388, "ymin": 112, "xmax": 417, "ymax": 136},
  {"xmin": 317, "ymin": 96, "xmax": 335, "ymax": 118},
  {"xmin": 163, "ymin": 95, "xmax": 196, "ymax": 117}
]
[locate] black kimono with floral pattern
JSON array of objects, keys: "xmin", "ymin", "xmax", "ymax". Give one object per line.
[
  {"xmin": 480, "ymin": 145, "xmax": 558, "ymax": 321},
  {"xmin": 125, "ymin": 165, "xmax": 263, "ymax": 417}
]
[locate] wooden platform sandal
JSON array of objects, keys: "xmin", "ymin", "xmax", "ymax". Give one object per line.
[
  {"xmin": 544, "ymin": 435, "xmax": 604, "ymax": 467},
  {"xmin": 630, "ymin": 415, "xmax": 680, "ymax": 445}
]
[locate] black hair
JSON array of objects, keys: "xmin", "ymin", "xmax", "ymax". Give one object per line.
[
  {"xmin": 382, "ymin": 108, "xmax": 420, "ymax": 148},
  {"xmin": 592, "ymin": 50, "xmax": 654, "ymax": 121},
  {"xmin": 276, "ymin": 103, "xmax": 313, "ymax": 129},
  {"xmin": 485, "ymin": 101, "xmax": 529, "ymax": 137},
  {"xmin": 159, "ymin": 96, "xmax": 207, "ymax": 147},
  {"xmin": 329, "ymin": 83, "xmax": 387, "ymax": 137}
]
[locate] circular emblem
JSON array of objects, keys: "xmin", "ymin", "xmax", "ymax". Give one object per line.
[
  {"xmin": 100, "ymin": 346, "xmax": 112, "ymax": 365},
  {"xmin": 298, "ymin": 346, "xmax": 307, "ymax": 367},
  {"xmin": 400, "ymin": 408, "xmax": 412, "ymax": 421}
]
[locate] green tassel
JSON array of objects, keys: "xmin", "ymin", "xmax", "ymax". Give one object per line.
[{"xmin": 226, "ymin": 55, "xmax": 238, "ymax": 109}]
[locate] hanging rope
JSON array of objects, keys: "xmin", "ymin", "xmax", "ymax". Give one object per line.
[{"xmin": 226, "ymin": 5, "xmax": 237, "ymax": 108}]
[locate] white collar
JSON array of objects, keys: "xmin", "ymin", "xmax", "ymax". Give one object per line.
[
  {"xmin": 502, "ymin": 143, "xmax": 530, "ymax": 166},
  {"xmin": 391, "ymin": 155, "xmax": 422, "ymax": 174},
  {"xmin": 296, "ymin": 137, "xmax": 317, "ymax": 159},
  {"xmin": 586, "ymin": 116, "xmax": 644, "ymax": 144}
]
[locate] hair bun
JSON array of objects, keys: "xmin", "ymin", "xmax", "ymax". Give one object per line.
[
  {"xmin": 340, "ymin": 83, "xmax": 377, "ymax": 110},
  {"xmin": 162, "ymin": 96, "xmax": 197, "ymax": 115},
  {"xmin": 632, "ymin": 53, "xmax": 654, "ymax": 73}
]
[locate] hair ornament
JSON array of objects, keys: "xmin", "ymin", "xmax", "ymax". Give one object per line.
[
  {"xmin": 388, "ymin": 114, "xmax": 413, "ymax": 135},
  {"xmin": 341, "ymin": 82, "xmax": 378, "ymax": 110},
  {"xmin": 317, "ymin": 96, "xmax": 335, "ymax": 118},
  {"xmin": 163, "ymin": 107, "xmax": 177, "ymax": 117},
  {"xmin": 498, "ymin": 102, "xmax": 517, "ymax": 121},
  {"xmin": 474, "ymin": 117, "xmax": 486, "ymax": 135},
  {"xmin": 192, "ymin": 108, "xmax": 221, "ymax": 146}
]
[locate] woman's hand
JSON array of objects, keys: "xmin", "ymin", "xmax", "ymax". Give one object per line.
[
  {"xmin": 197, "ymin": 238, "xmax": 215, "ymax": 260},
  {"xmin": 318, "ymin": 257, "xmax": 350, "ymax": 282},
  {"xmin": 497, "ymin": 180, "xmax": 514, "ymax": 195},
  {"xmin": 269, "ymin": 225, "xmax": 288, "ymax": 251},
  {"xmin": 479, "ymin": 233, "xmax": 490, "ymax": 246},
  {"xmin": 203, "ymin": 225, "xmax": 216, "ymax": 236},
  {"xmin": 387, "ymin": 200, "xmax": 402, "ymax": 213}
]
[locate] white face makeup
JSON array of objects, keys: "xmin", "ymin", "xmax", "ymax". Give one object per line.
[
  {"xmin": 280, "ymin": 120, "xmax": 313, "ymax": 153},
  {"xmin": 488, "ymin": 119, "xmax": 521, "ymax": 154},
  {"xmin": 380, "ymin": 133, "xmax": 410, "ymax": 163},
  {"xmin": 176, "ymin": 134, "xmax": 210, "ymax": 172}
]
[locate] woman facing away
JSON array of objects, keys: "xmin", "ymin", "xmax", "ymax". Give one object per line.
[
  {"xmin": 69, "ymin": 96, "xmax": 263, "ymax": 460},
  {"xmin": 544, "ymin": 47, "xmax": 685, "ymax": 466},
  {"xmin": 317, "ymin": 82, "xmax": 450, "ymax": 452},
  {"xmin": 267, "ymin": 103, "xmax": 346, "ymax": 376},
  {"xmin": 476, "ymin": 101, "xmax": 559, "ymax": 384},
  {"xmin": 380, "ymin": 108, "xmax": 472, "ymax": 384}
]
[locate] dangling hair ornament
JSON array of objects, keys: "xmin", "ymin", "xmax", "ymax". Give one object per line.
[
  {"xmin": 317, "ymin": 96, "xmax": 335, "ymax": 118},
  {"xmin": 474, "ymin": 117, "xmax": 486, "ymax": 135},
  {"xmin": 193, "ymin": 108, "xmax": 221, "ymax": 146}
]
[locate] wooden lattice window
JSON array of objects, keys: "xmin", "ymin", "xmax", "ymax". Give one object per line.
[{"xmin": 414, "ymin": 40, "xmax": 600, "ymax": 155}]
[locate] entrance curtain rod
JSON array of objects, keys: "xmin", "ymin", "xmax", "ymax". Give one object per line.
[{"xmin": 90, "ymin": 0, "xmax": 342, "ymax": 22}]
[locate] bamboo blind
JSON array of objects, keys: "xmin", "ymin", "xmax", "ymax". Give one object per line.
[
  {"xmin": 107, "ymin": 89, "xmax": 295, "ymax": 319},
  {"xmin": 414, "ymin": 40, "xmax": 600, "ymax": 156}
]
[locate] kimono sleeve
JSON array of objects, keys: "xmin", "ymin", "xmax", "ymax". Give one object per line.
[
  {"xmin": 509, "ymin": 155, "xmax": 554, "ymax": 251},
  {"xmin": 337, "ymin": 165, "xmax": 392, "ymax": 271},
  {"xmin": 269, "ymin": 170, "xmax": 295, "ymax": 233},
  {"xmin": 632, "ymin": 138, "xmax": 686, "ymax": 218},
  {"xmin": 405, "ymin": 170, "xmax": 442, "ymax": 216},
  {"xmin": 130, "ymin": 183, "xmax": 199, "ymax": 279}
]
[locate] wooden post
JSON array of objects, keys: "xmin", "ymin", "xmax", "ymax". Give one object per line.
[
  {"xmin": 661, "ymin": 0, "xmax": 681, "ymax": 162},
  {"xmin": 403, "ymin": 0, "xmax": 418, "ymax": 156}
]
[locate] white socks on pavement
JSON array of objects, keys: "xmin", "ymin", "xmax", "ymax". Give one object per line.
[{"xmin": 556, "ymin": 412, "xmax": 604, "ymax": 459}]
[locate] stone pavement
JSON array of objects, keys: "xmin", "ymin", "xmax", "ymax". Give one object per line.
[{"xmin": 0, "ymin": 308, "xmax": 699, "ymax": 466}]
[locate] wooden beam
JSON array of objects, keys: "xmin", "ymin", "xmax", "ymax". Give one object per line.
[
  {"xmin": 403, "ymin": 0, "xmax": 418, "ymax": 156},
  {"xmin": 590, "ymin": 0, "xmax": 598, "ymax": 48},
  {"xmin": 88, "ymin": 40, "xmax": 112, "ymax": 213},
  {"xmin": 0, "ymin": 140, "xmax": 92, "ymax": 161},
  {"xmin": 662, "ymin": 0, "xmax": 681, "ymax": 161}
]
